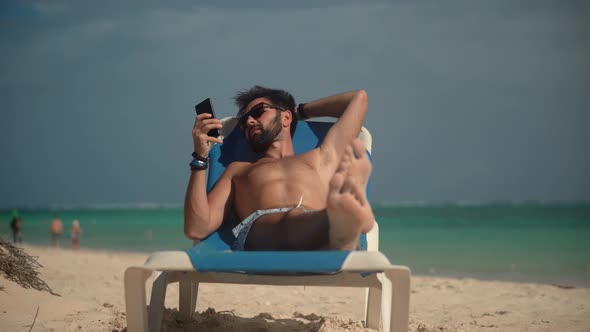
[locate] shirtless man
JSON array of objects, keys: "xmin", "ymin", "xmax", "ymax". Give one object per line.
[
  {"xmin": 50, "ymin": 215, "xmax": 64, "ymax": 248},
  {"xmin": 184, "ymin": 86, "xmax": 374, "ymax": 250}
]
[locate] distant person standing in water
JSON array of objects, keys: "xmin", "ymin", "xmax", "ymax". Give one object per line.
[
  {"xmin": 50, "ymin": 215, "xmax": 63, "ymax": 247},
  {"xmin": 10, "ymin": 210, "xmax": 23, "ymax": 244},
  {"xmin": 70, "ymin": 219, "xmax": 82, "ymax": 249}
]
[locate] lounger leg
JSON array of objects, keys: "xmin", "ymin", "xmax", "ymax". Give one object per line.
[
  {"xmin": 381, "ymin": 268, "xmax": 411, "ymax": 332},
  {"xmin": 124, "ymin": 267, "xmax": 153, "ymax": 332},
  {"xmin": 365, "ymin": 286, "xmax": 381, "ymax": 329},
  {"xmin": 179, "ymin": 276, "xmax": 198, "ymax": 321},
  {"xmin": 148, "ymin": 271, "xmax": 169, "ymax": 332}
]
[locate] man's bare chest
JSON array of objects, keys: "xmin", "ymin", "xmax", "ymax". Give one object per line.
[
  {"xmin": 230, "ymin": 153, "xmax": 329, "ymax": 212},
  {"xmin": 236, "ymin": 156, "xmax": 316, "ymax": 185}
]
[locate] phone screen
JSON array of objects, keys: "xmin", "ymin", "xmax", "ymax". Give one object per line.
[{"xmin": 195, "ymin": 98, "xmax": 220, "ymax": 137}]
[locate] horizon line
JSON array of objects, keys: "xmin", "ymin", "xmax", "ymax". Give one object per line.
[{"xmin": 2, "ymin": 199, "xmax": 590, "ymax": 211}]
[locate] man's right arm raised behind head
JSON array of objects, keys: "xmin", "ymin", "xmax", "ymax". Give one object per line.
[
  {"xmin": 307, "ymin": 90, "xmax": 369, "ymax": 176},
  {"xmin": 183, "ymin": 165, "xmax": 236, "ymax": 240}
]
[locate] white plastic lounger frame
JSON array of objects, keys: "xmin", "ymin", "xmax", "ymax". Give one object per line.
[
  {"xmin": 124, "ymin": 119, "xmax": 411, "ymax": 332},
  {"xmin": 125, "ymin": 228, "xmax": 410, "ymax": 332}
]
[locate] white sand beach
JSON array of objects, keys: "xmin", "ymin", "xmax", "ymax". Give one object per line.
[{"xmin": 1, "ymin": 245, "xmax": 589, "ymax": 331}]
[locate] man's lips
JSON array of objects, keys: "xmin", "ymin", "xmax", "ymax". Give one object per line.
[{"xmin": 248, "ymin": 127, "xmax": 261, "ymax": 138}]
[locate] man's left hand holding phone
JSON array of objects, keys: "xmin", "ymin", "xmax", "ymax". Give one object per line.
[{"xmin": 191, "ymin": 98, "xmax": 223, "ymax": 171}]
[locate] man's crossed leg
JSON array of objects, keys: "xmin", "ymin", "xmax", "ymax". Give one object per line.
[{"xmin": 245, "ymin": 139, "xmax": 375, "ymax": 251}]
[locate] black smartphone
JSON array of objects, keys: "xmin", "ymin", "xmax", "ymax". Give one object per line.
[{"xmin": 195, "ymin": 98, "xmax": 220, "ymax": 137}]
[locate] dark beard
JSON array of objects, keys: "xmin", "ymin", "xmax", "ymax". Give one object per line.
[{"xmin": 248, "ymin": 113, "xmax": 282, "ymax": 153}]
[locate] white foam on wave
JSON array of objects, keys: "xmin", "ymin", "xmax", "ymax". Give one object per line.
[{"xmin": 42, "ymin": 202, "xmax": 183, "ymax": 210}]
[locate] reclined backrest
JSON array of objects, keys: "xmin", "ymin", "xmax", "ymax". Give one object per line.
[{"xmin": 202, "ymin": 118, "xmax": 372, "ymax": 250}]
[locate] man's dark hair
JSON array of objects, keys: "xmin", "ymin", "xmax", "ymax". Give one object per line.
[{"xmin": 234, "ymin": 85, "xmax": 297, "ymax": 137}]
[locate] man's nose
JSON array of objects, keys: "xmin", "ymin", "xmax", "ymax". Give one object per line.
[{"xmin": 246, "ymin": 115, "xmax": 257, "ymax": 127}]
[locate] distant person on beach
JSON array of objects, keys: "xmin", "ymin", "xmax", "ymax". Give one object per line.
[
  {"xmin": 70, "ymin": 219, "xmax": 82, "ymax": 249},
  {"xmin": 185, "ymin": 86, "xmax": 374, "ymax": 250},
  {"xmin": 50, "ymin": 215, "xmax": 64, "ymax": 248},
  {"xmin": 10, "ymin": 211, "xmax": 23, "ymax": 244}
]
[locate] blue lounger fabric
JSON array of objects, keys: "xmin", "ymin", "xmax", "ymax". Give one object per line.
[
  {"xmin": 185, "ymin": 120, "xmax": 370, "ymax": 272},
  {"xmin": 185, "ymin": 247, "xmax": 350, "ymax": 273}
]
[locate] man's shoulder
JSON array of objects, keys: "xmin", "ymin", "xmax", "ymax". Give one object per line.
[
  {"xmin": 227, "ymin": 160, "xmax": 252, "ymax": 167},
  {"xmin": 224, "ymin": 160, "xmax": 252, "ymax": 175},
  {"xmin": 294, "ymin": 148, "xmax": 322, "ymax": 163},
  {"xmin": 266, "ymin": 149, "xmax": 322, "ymax": 168}
]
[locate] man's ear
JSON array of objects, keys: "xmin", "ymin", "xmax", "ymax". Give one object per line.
[{"xmin": 282, "ymin": 110, "xmax": 292, "ymax": 128}]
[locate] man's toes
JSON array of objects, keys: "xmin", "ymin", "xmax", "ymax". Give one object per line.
[
  {"xmin": 340, "ymin": 178, "xmax": 355, "ymax": 195},
  {"xmin": 340, "ymin": 146, "xmax": 353, "ymax": 164},
  {"xmin": 329, "ymin": 172, "xmax": 346, "ymax": 193},
  {"xmin": 352, "ymin": 185, "xmax": 368, "ymax": 206},
  {"xmin": 345, "ymin": 144, "xmax": 354, "ymax": 157},
  {"xmin": 336, "ymin": 157, "xmax": 351, "ymax": 173},
  {"xmin": 350, "ymin": 140, "xmax": 372, "ymax": 176},
  {"xmin": 351, "ymin": 139, "xmax": 367, "ymax": 160}
]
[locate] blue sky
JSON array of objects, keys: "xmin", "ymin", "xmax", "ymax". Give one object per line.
[{"xmin": 1, "ymin": 0, "xmax": 589, "ymax": 208}]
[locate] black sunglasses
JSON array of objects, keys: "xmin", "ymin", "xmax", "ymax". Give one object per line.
[{"xmin": 238, "ymin": 102, "xmax": 285, "ymax": 129}]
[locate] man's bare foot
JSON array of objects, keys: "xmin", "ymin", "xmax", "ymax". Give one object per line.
[{"xmin": 327, "ymin": 139, "xmax": 375, "ymax": 250}]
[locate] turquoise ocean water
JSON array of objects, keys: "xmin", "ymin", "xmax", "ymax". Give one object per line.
[{"xmin": 2, "ymin": 203, "xmax": 589, "ymax": 286}]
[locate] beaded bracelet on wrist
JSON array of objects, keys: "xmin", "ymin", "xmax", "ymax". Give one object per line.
[{"xmin": 190, "ymin": 152, "xmax": 209, "ymax": 170}]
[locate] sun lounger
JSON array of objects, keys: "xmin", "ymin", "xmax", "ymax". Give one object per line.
[{"xmin": 124, "ymin": 118, "xmax": 411, "ymax": 332}]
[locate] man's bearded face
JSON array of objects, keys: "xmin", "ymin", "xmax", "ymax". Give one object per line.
[{"xmin": 247, "ymin": 111, "xmax": 282, "ymax": 153}]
